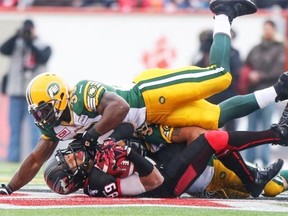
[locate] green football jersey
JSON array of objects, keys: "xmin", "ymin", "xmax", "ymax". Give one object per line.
[{"xmin": 38, "ymin": 80, "xmax": 147, "ymax": 142}]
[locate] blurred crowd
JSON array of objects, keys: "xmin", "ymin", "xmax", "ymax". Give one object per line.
[{"xmin": 0, "ymin": 0, "xmax": 288, "ymax": 11}]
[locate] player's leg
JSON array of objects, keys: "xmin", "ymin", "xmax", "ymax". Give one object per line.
[
  {"xmin": 209, "ymin": 1, "xmax": 288, "ymax": 128},
  {"xmin": 7, "ymin": 96, "xmax": 24, "ymax": 162},
  {"xmin": 141, "ymin": 134, "xmax": 217, "ymax": 197},
  {"xmin": 134, "ymin": 1, "xmax": 257, "ymax": 125},
  {"xmin": 165, "ymin": 134, "xmax": 216, "ymax": 197},
  {"xmin": 209, "ymin": 0, "xmax": 257, "ymax": 70},
  {"xmin": 218, "ymin": 75, "xmax": 288, "ymax": 128},
  {"xmin": 217, "ymin": 151, "xmax": 282, "ymax": 197},
  {"xmin": 162, "ymin": 79, "xmax": 288, "ymax": 130},
  {"xmin": 204, "ymin": 130, "xmax": 285, "ymax": 197},
  {"xmin": 140, "ymin": 143, "xmax": 197, "ymax": 198},
  {"xmin": 162, "ymin": 99, "xmax": 221, "ymax": 129},
  {"xmin": 165, "ymin": 123, "xmax": 283, "ymax": 197},
  {"xmin": 263, "ymin": 170, "xmax": 288, "ymax": 197},
  {"xmin": 202, "ymin": 105, "xmax": 288, "ymax": 197},
  {"xmin": 206, "ymin": 155, "xmax": 250, "ymax": 198},
  {"xmin": 218, "ymin": 155, "xmax": 288, "ymax": 198},
  {"xmin": 209, "ymin": 102, "xmax": 288, "ymax": 151},
  {"xmin": 206, "ymin": 155, "xmax": 286, "ymax": 199}
]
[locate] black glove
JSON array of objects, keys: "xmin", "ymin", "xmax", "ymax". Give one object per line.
[
  {"xmin": 81, "ymin": 128, "xmax": 101, "ymax": 148},
  {"xmin": 68, "ymin": 138, "xmax": 97, "ymax": 159},
  {"xmin": 0, "ymin": 184, "xmax": 13, "ymax": 195}
]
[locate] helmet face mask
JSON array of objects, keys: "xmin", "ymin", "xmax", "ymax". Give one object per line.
[
  {"xmin": 28, "ymin": 100, "xmax": 61, "ymax": 129},
  {"xmin": 44, "ymin": 146, "xmax": 90, "ymax": 195}
]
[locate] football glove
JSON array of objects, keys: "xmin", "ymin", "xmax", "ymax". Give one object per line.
[
  {"xmin": 81, "ymin": 128, "xmax": 101, "ymax": 148},
  {"xmin": 114, "ymin": 145, "xmax": 131, "ymax": 167},
  {"xmin": 95, "ymin": 138, "xmax": 117, "ymax": 168},
  {"xmin": 68, "ymin": 138, "xmax": 97, "ymax": 160},
  {"xmin": 95, "ymin": 138, "xmax": 131, "ymax": 174},
  {"xmin": 0, "ymin": 184, "xmax": 13, "ymax": 195}
]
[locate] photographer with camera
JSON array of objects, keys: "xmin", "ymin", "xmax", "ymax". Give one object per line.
[{"xmin": 0, "ymin": 19, "xmax": 52, "ymax": 162}]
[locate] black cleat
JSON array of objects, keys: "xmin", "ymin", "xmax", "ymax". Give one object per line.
[
  {"xmin": 271, "ymin": 103, "xmax": 288, "ymax": 146},
  {"xmin": 209, "ymin": 0, "xmax": 257, "ymax": 23},
  {"xmin": 247, "ymin": 159, "xmax": 284, "ymax": 198},
  {"xmin": 274, "ymin": 72, "xmax": 288, "ymax": 102}
]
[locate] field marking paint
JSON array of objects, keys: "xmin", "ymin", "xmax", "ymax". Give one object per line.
[{"xmin": 0, "ymin": 191, "xmax": 287, "ymax": 212}]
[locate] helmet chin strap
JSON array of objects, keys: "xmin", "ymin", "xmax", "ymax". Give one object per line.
[
  {"xmin": 52, "ymin": 99, "xmax": 63, "ymax": 119},
  {"xmin": 55, "ymin": 109, "xmax": 63, "ymax": 120}
]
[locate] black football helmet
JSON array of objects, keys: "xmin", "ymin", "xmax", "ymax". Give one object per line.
[{"xmin": 44, "ymin": 143, "xmax": 92, "ymax": 195}]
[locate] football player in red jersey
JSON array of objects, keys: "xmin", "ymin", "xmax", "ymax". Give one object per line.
[
  {"xmin": 44, "ymin": 123, "xmax": 164, "ymax": 197},
  {"xmin": 44, "ymin": 100, "xmax": 288, "ymax": 198},
  {"xmin": 44, "ymin": 139, "xmax": 164, "ymax": 197}
]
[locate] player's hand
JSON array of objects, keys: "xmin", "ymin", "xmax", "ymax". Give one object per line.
[
  {"xmin": 81, "ymin": 130, "xmax": 100, "ymax": 149},
  {"xmin": 95, "ymin": 138, "xmax": 131, "ymax": 176},
  {"xmin": 101, "ymin": 138, "xmax": 131, "ymax": 168},
  {"xmin": 95, "ymin": 138, "xmax": 117, "ymax": 168},
  {"xmin": 0, "ymin": 184, "xmax": 13, "ymax": 195},
  {"xmin": 95, "ymin": 138, "xmax": 131, "ymax": 168},
  {"xmin": 101, "ymin": 138, "xmax": 117, "ymax": 150},
  {"xmin": 113, "ymin": 145, "xmax": 131, "ymax": 168},
  {"xmin": 68, "ymin": 138, "xmax": 97, "ymax": 159}
]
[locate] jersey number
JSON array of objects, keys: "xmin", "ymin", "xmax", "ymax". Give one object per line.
[{"xmin": 104, "ymin": 183, "xmax": 119, "ymax": 198}]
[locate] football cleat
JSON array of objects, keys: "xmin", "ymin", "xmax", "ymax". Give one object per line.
[
  {"xmin": 274, "ymin": 72, "xmax": 288, "ymax": 102},
  {"xmin": 247, "ymin": 159, "xmax": 284, "ymax": 198},
  {"xmin": 209, "ymin": 0, "xmax": 257, "ymax": 23},
  {"xmin": 271, "ymin": 103, "xmax": 288, "ymax": 146}
]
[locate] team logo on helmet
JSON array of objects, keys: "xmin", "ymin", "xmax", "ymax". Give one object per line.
[
  {"xmin": 47, "ymin": 83, "xmax": 60, "ymax": 98},
  {"xmin": 59, "ymin": 176, "xmax": 75, "ymax": 194}
]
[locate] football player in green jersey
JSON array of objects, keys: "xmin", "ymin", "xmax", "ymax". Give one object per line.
[{"xmin": 1, "ymin": 0, "xmax": 287, "ymax": 195}]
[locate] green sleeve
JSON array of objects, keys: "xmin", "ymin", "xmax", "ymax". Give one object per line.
[{"xmin": 70, "ymin": 80, "xmax": 106, "ymax": 117}]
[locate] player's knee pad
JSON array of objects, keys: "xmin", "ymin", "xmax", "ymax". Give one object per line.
[{"xmin": 204, "ymin": 131, "xmax": 229, "ymax": 153}]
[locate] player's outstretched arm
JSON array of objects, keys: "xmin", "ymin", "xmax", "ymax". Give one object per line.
[{"xmin": 0, "ymin": 138, "xmax": 58, "ymax": 195}]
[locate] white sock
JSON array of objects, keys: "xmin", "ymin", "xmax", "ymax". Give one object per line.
[
  {"xmin": 254, "ymin": 86, "xmax": 277, "ymax": 109},
  {"xmin": 213, "ymin": 15, "xmax": 231, "ymax": 37}
]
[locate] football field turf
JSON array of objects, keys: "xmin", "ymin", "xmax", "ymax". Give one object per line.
[{"xmin": 0, "ymin": 161, "xmax": 288, "ymax": 216}]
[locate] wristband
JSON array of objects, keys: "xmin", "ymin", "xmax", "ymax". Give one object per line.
[{"xmin": 127, "ymin": 149, "xmax": 154, "ymax": 177}]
